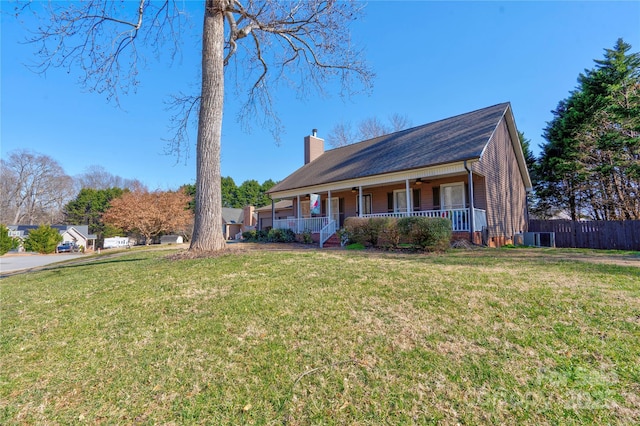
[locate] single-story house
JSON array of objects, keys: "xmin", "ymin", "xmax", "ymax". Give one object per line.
[
  {"xmin": 223, "ymin": 206, "xmax": 257, "ymax": 239},
  {"xmin": 255, "ymin": 200, "xmax": 294, "ymax": 230},
  {"xmin": 8, "ymin": 225, "xmax": 97, "ymax": 251},
  {"xmin": 266, "ymin": 102, "xmax": 532, "ymax": 247}
]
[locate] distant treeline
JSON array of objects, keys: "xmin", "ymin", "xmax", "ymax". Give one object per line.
[{"xmin": 182, "ymin": 177, "xmax": 277, "ymax": 210}]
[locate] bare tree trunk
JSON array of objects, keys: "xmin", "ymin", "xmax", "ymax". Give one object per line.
[{"xmin": 190, "ymin": 0, "xmax": 227, "ymax": 252}]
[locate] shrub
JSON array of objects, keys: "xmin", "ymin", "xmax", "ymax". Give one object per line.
[
  {"xmin": 267, "ymin": 228, "xmax": 296, "ymax": 243},
  {"xmin": 242, "ymin": 230, "xmax": 257, "ymax": 241},
  {"xmin": 0, "ymin": 224, "xmax": 19, "ymax": 255},
  {"xmin": 379, "ymin": 218, "xmax": 401, "ymax": 249},
  {"xmin": 397, "ymin": 217, "xmax": 451, "ymax": 251},
  {"xmin": 256, "ymin": 229, "xmax": 270, "ymax": 242},
  {"xmin": 343, "ymin": 217, "xmax": 370, "ymax": 246},
  {"xmin": 365, "ymin": 218, "xmax": 388, "ymax": 247},
  {"xmin": 23, "ymin": 225, "xmax": 63, "ymax": 254},
  {"xmin": 300, "ymin": 229, "xmax": 313, "ymax": 244}
]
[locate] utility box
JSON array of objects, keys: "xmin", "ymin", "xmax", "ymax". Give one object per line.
[{"xmin": 522, "ymin": 232, "xmax": 556, "ymax": 248}]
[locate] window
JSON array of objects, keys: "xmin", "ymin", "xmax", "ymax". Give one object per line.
[
  {"xmin": 388, "ymin": 189, "xmax": 421, "ymax": 213},
  {"xmin": 356, "ymin": 194, "xmax": 372, "ymax": 215},
  {"xmin": 440, "ymin": 183, "xmax": 465, "ymax": 209},
  {"xmin": 413, "ymin": 188, "xmax": 421, "ymax": 211},
  {"xmin": 301, "ymin": 200, "xmax": 310, "ymax": 217},
  {"xmin": 394, "ymin": 189, "xmax": 409, "ymax": 213}
]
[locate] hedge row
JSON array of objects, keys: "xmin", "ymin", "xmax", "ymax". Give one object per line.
[
  {"xmin": 343, "ymin": 216, "xmax": 452, "ymax": 251},
  {"xmin": 242, "ymin": 228, "xmax": 297, "ymax": 243}
]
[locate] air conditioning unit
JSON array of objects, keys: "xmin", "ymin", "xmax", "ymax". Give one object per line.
[{"xmin": 520, "ymin": 232, "xmax": 555, "ymax": 248}]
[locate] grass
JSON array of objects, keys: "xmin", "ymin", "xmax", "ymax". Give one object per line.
[{"xmin": 1, "ymin": 247, "xmax": 639, "ymax": 424}]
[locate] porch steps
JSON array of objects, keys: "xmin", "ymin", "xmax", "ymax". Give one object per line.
[{"xmin": 321, "ymin": 234, "xmax": 341, "ymax": 248}]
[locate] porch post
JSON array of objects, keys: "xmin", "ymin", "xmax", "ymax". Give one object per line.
[
  {"xmin": 296, "ymin": 195, "xmax": 301, "ymax": 233},
  {"xmin": 405, "ymin": 179, "xmax": 411, "ymax": 215},
  {"xmin": 358, "ymin": 186, "xmax": 363, "ymax": 217},
  {"xmin": 327, "ymin": 190, "xmax": 332, "ymax": 224},
  {"xmin": 271, "ymin": 199, "xmax": 275, "ymax": 230},
  {"xmin": 466, "ymin": 161, "xmax": 475, "ymax": 240}
]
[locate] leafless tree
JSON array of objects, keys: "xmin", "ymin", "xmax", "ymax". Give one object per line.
[
  {"xmin": 358, "ymin": 116, "xmax": 388, "ymax": 140},
  {"xmin": 388, "ymin": 113, "xmax": 412, "ymax": 132},
  {"xmin": 0, "ymin": 150, "xmax": 75, "ymax": 225},
  {"xmin": 22, "ymin": 0, "xmax": 372, "ymax": 252},
  {"xmin": 326, "ymin": 113, "xmax": 412, "ymax": 147},
  {"xmin": 76, "ymin": 165, "xmax": 146, "ymax": 191},
  {"xmin": 326, "ymin": 121, "xmax": 356, "ymax": 148}
]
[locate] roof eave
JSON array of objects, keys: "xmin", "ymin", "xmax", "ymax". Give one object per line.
[
  {"xmin": 502, "ymin": 104, "xmax": 533, "ymax": 191},
  {"xmin": 268, "ymin": 160, "xmax": 479, "ymax": 199}
]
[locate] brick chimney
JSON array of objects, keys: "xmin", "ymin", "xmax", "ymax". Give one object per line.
[
  {"xmin": 242, "ymin": 205, "xmax": 255, "ymax": 227},
  {"xmin": 304, "ymin": 129, "xmax": 324, "ymax": 164}
]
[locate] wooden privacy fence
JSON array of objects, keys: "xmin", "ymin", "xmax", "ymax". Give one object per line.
[{"xmin": 528, "ymin": 220, "xmax": 640, "ymax": 251}]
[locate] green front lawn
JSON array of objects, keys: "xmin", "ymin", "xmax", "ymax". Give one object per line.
[{"xmin": 1, "ymin": 248, "xmax": 639, "ymax": 424}]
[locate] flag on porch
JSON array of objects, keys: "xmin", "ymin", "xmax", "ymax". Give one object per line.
[{"xmin": 310, "ymin": 193, "xmax": 321, "ymax": 214}]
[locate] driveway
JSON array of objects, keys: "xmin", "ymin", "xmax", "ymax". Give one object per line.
[{"xmin": 0, "ymin": 252, "xmax": 86, "ymax": 275}]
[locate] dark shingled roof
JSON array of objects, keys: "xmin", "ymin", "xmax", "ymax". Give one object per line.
[{"xmin": 269, "ymin": 103, "xmax": 511, "ymax": 193}]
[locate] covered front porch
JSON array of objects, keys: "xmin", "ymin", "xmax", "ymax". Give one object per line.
[
  {"xmin": 268, "ymin": 166, "xmax": 489, "ymax": 247},
  {"xmin": 274, "ymin": 208, "xmax": 487, "ymax": 234}
]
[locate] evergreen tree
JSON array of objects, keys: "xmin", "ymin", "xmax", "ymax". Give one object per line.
[
  {"xmin": 64, "ymin": 187, "xmax": 125, "ymax": 243},
  {"xmin": 538, "ymin": 39, "xmax": 640, "ymax": 220},
  {"xmin": 23, "ymin": 225, "xmax": 63, "ymax": 254},
  {"xmin": 236, "ymin": 180, "xmax": 262, "ymax": 208},
  {"xmin": 0, "ymin": 224, "xmax": 19, "ymax": 255},
  {"xmin": 221, "ymin": 177, "xmax": 238, "ymax": 208}
]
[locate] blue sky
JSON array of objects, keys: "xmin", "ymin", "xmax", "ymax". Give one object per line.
[{"xmin": 2, "ymin": 1, "xmax": 639, "ymax": 190}]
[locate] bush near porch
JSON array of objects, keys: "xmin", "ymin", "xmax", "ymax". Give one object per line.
[{"xmin": 344, "ymin": 216, "xmax": 452, "ymax": 251}]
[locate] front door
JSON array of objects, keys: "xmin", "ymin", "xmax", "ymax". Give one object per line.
[{"xmin": 325, "ymin": 197, "xmax": 340, "ymax": 224}]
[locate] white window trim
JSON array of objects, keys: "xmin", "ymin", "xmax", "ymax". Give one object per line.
[
  {"xmin": 440, "ymin": 182, "xmax": 466, "ymax": 210},
  {"xmin": 393, "ymin": 189, "xmax": 411, "ymax": 213},
  {"xmin": 357, "ymin": 193, "xmax": 373, "ymax": 215}
]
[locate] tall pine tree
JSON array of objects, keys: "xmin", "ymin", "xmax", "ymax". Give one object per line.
[{"xmin": 539, "ymin": 39, "xmax": 640, "ymax": 220}]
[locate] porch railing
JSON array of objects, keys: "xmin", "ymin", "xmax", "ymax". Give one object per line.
[
  {"xmin": 273, "ymin": 209, "xmax": 487, "ymax": 234},
  {"xmin": 474, "ymin": 209, "xmax": 487, "ymax": 233},
  {"xmin": 364, "ymin": 208, "xmax": 487, "ymax": 232},
  {"xmin": 273, "ymin": 217, "xmax": 329, "ymax": 233},
  {"xmin": 319, "ymin": 220, "xmax": 337, "ymax": 248}
]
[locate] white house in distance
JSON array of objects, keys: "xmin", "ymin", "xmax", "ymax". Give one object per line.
[
  {"xmin": 8, "ymin": 225, "xmax": 97, "ymax": 251},
  {"xmin": 103, "ymin": 236, "xmax": 131, "ymax": 249}
]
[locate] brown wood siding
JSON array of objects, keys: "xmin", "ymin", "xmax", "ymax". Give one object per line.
[
  {"xmin": 472, "ymin": 175, "xmax": 487, "ymax": 211},
  {"xmin": 474, "ymin": 119, "xmax": 527, "ymax": 241}
]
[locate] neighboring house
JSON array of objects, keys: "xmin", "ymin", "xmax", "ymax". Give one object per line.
[
  {"xmin": 222, "ymin": 206, "xmax": 257, "ymax": 239},
  {"xmin": 255, "ymin": 200, "xmax": 294, "ymax": 230},
  {"xmin": 8, "ymin": 225, "xmax": 97, "ymax": 251},
  {"xmin": 266, "ymin": 102, "xmax": 532, "ymax": 247}
]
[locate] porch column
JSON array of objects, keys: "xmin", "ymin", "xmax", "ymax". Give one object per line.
[
  {"xmin": 271, "ymin": 199, "xmax": 275, "ymax": 230},
  {"xmin": 405, "ymin": 179, "xmax": 411, "ymax": 214},
  {"xmin": 467, "ymin": 162, "xmax": 475, "ymax": 239},
  {"xmin": 296, "ymin": 195, "xmax": 301, "ymax": 233},
  {"xmin": 327, "ymin": 190, "xmax": 332, "ymax": 224},
  {"xmin": 358, "ymin": 186, "xmax": 363, "ymax": 217}
]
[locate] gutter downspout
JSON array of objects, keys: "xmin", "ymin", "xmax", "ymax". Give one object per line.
[{"xmin": 464, "ymin": 160, "xmax": 475, "ymax": 242}]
